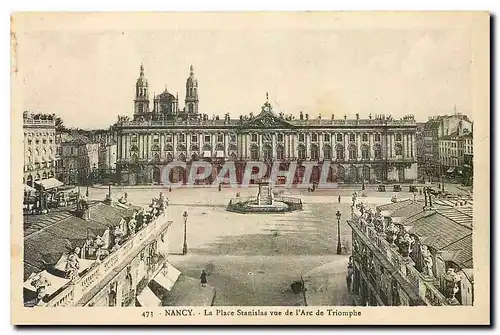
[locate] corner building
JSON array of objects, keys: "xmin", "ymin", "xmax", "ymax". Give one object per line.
[{"xmin": 114, "ymin": 64, "xmax": 418, "ymax": 185}]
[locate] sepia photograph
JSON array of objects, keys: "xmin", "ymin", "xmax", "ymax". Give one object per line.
[{"xmin": 10, "ymin": 11, "xmax": 490, "ymax": 325}]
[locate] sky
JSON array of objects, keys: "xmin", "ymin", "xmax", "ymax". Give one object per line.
[{"xmin": 14, "ymin": 13, "xmax": 475, "ymax": 129}]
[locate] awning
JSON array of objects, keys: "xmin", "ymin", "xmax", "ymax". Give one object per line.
[
  {"xmin": 34, "ymin": 178, "xmax": 63, "ymax": 190},
  {"xmin": 24, "ymin": 270, "xmax": 70, "ymax": 296},
  {"xmin": 446, "ymin": 167, "xmax": 455, "ymax": 173},
  {"xmin": 216, "ymin": 151, "xmax": 225, "ymax": 158},
  {"xmin": 24, "ymin": 184, "xmax": 36, "ymax": 194},
  {"xmin": 54, "ymin": 255, "xmax": 97, "ymax": 274},
  {"xmin": 152, "ymin": 262, "xmax": 182, "ymax": 291},
  {"xmin": 203, "ymin": 151, "xmax": 212, "ymax": 158},
  {"xmin": 136, "ymin": 286, "xmax": 162, "ymax": 307}
]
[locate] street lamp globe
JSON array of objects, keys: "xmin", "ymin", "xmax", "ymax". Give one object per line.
[{"xmin": 336, "ymin": 210, "xmax": 341, "ymax": 220}]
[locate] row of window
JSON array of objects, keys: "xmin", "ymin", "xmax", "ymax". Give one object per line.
[
  {"xmin": 26, "ymin": 148, "xmax": 53, "ymax": 156},
  {"xmin": 128, "ymin": 133, "xmax": 411, "ymax": 144},
  {"xmin": 26, "ymin": 138, "xmax": 54, "ymax": 145},
  {"xmin": 131, "ymin": 134, "xmax": 237, "ymax": 144},
  {"xmin": 248, "ymin": 145, "xmax": 387, "ymax": 161}
]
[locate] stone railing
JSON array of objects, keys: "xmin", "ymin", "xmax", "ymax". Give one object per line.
[
  {"xmin": 353, "ymin": 215, "xmax": 449, "ymax": 306},
  {"xmin": 44, "ymin": 212, "xmax": 170, "ymax": 307},
  {"xmin": 23, "ymin": 119, "xmax": 56, "ymax": 126}
]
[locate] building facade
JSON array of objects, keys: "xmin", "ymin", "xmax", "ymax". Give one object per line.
[
  {"xmin": 348, "ymin": 195, "xmax": 473, "ymax": 306},
  {"xmin": 23, "ymin": 112, "xmax": 57, "ymax": 186},
  {"xmin": 418, "ymin": 114, "xmax": 473, "ymax": 181},
  {"xmin": 60, "ymin": 133, "xmax": 100, "ymax": 185},
  {"xmin": 113, "ymin": 64, "xmax": 418, "ymax": 185}
]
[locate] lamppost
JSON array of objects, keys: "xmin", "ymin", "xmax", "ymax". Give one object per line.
[
  {"xmin": 182, "ymin": 211, "xmax": 188, "ymax": 255},
  {"xmin": 336, "ymin": 210, "xmax": 342, "ymax": 255}
]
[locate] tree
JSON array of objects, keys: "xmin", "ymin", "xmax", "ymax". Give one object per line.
[{"xmin": 55, "ymin": 116, "xmax": 66, "ymax": 132}]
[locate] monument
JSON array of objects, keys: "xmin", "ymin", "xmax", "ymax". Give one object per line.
[{"xmin": 227, "ymin": 181, "xmax": 302, "ymax": 214}]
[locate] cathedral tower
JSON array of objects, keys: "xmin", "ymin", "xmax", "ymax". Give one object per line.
[
  {"xmin": 185, "ymin": 65, "xmax": 199, "ymax": 116},
  {"xmin": 134, "ymin": 63, "xmax": 149, "ymax": 118}
]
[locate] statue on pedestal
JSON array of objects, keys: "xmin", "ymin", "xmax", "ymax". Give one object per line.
[
  {"xmin": 31, "ymin": 272, "xmax": 51, "ymax": 303},
  {"xmin": 397, "ymin": 233, "xmax": 415, "ymax": 258},
  {"xmin": 421, "ymin": 245, "xmax": 434, "ymax": 278},
  {"xmin": 444, "ymin": 268, "xmax": 462, "ymax": 304},
  {"xmin": 65, "ymin": 247, "xmax": 81, "ymax": 282},
  {"xmin": 385, "ymin": 222, "xmax": 400, "ymax": 246}
]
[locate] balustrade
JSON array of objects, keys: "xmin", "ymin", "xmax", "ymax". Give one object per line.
[
  {"xmin": 43, "ymin": 212, "xmax": 169, "ymax": 307},
  {"xmin": 350, "ymin": 213, "xmax": 449, "ymax": 306}
]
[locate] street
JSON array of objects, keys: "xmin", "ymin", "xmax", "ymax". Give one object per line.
[{"xmin": 88, "ymin": 185, "xmax": 411, "ymax": 306}]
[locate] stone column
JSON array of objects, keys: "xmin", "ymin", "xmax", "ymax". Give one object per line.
[
  {"xmin": 225, "ymin": 133, "xmax": 229, "ymax": 157},
  {"xmin": 319, "ymin": 132, "xmax": 324, "ymax": 160},
  {"xmin": 357, "ymin": 133, "xmax": 362, "ymax": 162},
  {"xmin": 159, "ymin": 134, "xmax": 164, "ymax": 158},
  {"xmin": 272, "ymin": 133, "xmax": 277, "ymax": 158},
  {"xmin": 344, "ymin": 133, "xmax": 349, "ymax": 161},
  {"xmin": 332, "ymin": 133, "xmax": 336, "ymax": 160},
  {"xmin": 186, "ymin": 131, "xmax": 191, "ymax": 158},
  {"xmin": 369, "ymin": 133, "xmax": 374, "ymax": 161},
  {"xmin": 305, "ymin": 133, "xmax": 311, "ymax": 160},
  {"xmin": 293, "ymin": 133, "xmax": 298, "ymax": 159},
  {"xmin": 173, "ymin": 132, "xmax": 178, "ymax": 158}
]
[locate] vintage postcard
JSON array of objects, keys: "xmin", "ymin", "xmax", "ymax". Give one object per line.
[{"xmin": 11, "ymin": 12, "xmax": 490, "ymax": 325}]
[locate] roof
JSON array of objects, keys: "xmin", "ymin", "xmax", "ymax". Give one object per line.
[
  {"xmin": 440, "ymin": 131, "xmax": 460, "ymax": 140},
  {"xmin": 24, "ymin": 229, "xmax": 87, "ymax": 279},
  {"xmin": 34, "ymin": 178, "xmax": 63, "ymax": 190},
  {"xmin": 405, "ymin": 211, "xmax": 472, "ymax": 250},
  {"xmin": 62, "ymin": 133, "xmax": 91, "ymax": 144},
  {"xmin": 87, "ymin": 201, "xmax": 139, "ymax": 227},
  {"xmin": 440, "ymin": 234, "xmax": 473, "ymax": 269},
  {"xmin": 377, "ymin": 199, "xmax": 425, "ymax": 219},
  {"xmin": 436, "ymin": 207, "xmax": 473, "ymax": 227}
]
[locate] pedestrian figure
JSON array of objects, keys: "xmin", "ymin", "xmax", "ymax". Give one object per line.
[
  {"xmin": 218, "ymin": 183, "xmax": 222, "ymax": 192},
  {"xmin": 200, "ymin": 270, "xmax": 207, "ymax": 287},
  {"xmin": 169, "ymin": 186, "xmax": 172, "ymax": 192},
  {"xmin": 338, "ymin": 195, "xmax": 341, "ymax": 203},
  {"xmin": 346, "ymin": 256, "xmax": 354, "ymax": 292}
]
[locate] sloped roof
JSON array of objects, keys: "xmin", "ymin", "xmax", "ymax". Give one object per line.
[
  {"xmin": 436, "ymin": 207, "xmax": 473, "ymax": 227},
  {"xmin": 406, "ymin": 211, "xmax": 472, "ymax": 250},
  {"xmin": 440, "ymin": 234, "xmax": 473, "ymax": 269}
]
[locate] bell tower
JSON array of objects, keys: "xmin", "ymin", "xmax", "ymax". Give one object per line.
[
  {"xmin": 134, "ymin": 63, "xmax": 149, "ymax": 118},
  {"xmin": 185, "ymin": 65, "xmax": 199, "ymax": 117}
]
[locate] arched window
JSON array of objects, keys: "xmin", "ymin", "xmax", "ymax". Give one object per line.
[
  {"xmin": 374, "ymin": 144, "xmax": 382, "ymax": 160},
  {"xmin": 363, "ymin": 165, "xmax": 370, "ymax": 180},
  {"xmin": 336, "ymin": 145, "xmax": 344, "ymax": 161},
  {"xmin": 131, "ymin": 154, "xmax": 138, "ymax": 163},
  {"xmin": 361, "ymin": 144, "xmax": 370, "ymax": 160},
  {"xmin": 324, "ymin": 145, "xmax": 331, "ymax": 160},
  {"xmin": 229, "ymin": 152, "xmax": 237, "ymax": 161},
  {"xmin": 349, "ymin": 165, "xmax": 358, "ymax": 182},
  {"xmin": 277, "ymin": 145, "xmax": 284, "ymax": 160},
  {"xmin": 298, "ymin": 144, "xmax": 306, "ymax": 160},
  {"xmin": 216, "ymin": 143, "xmax": 225, "ymax": 151},
  {"xmin": 310, "ymin": 144, "xmax": 319, "ymax": 160},
  {"xmin": 166, "ymin": 153, "xmax": 173, "ymax": 162},
  {"xmin": 337, "ymin": 165, "xmax": 345, "ymax": 181},
  {"xmin": 263, "ymin": 144, "xmax": 272, "ymax": 160},
  {"xmin": 250, "ymin": 144, "xmax": 260, "ymax": 160},
  {"xmin": 395, "ymin": 143, "xmax": 403, "ymax": 156},
  {"xmin": 152, "ymin": 153, "xmax": 160, "ymax": 162},
  {"xmin": 178, "ymin": 153, "xmax": 186, "ymax": 162},
  {"xmin": 348, "ymin": 144, "xmax": 357, "ymax": 160},
  {"xmin": 191, "ymin": 153, "xmax": 198, "ymax": 161},
  {"xmin": 188, "ymin": 104, "xmax": 194, "ymax": 114}
]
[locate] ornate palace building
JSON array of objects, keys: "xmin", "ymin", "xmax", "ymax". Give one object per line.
[{"xmin": 113, "ymin": 64, "xmax": 418, "ymax": 185}]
